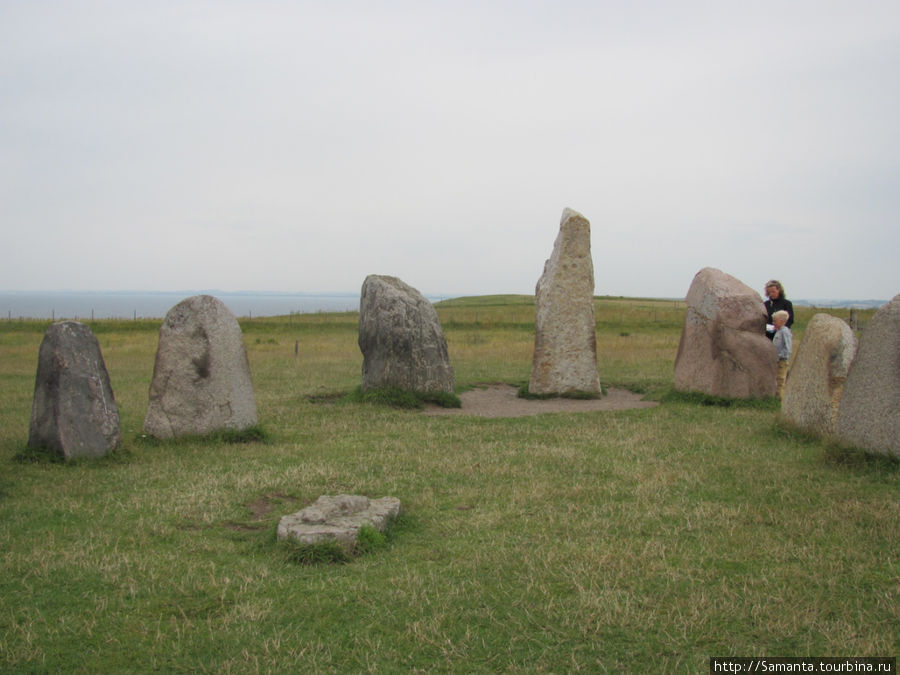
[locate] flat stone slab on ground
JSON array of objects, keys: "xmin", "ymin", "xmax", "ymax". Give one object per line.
[{"xmin": 277, "ymin": 495, "xmax": 402, "ymax": 548}]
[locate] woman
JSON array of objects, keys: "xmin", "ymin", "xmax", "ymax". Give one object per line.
[{"xmin": 764, "ymin": 279, "xmax": 794, "ymax": 340}]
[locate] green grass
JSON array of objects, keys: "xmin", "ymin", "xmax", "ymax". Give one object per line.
[{"xmin": 0, "ymin": 299, "xmax": 895, "ymax": 672}]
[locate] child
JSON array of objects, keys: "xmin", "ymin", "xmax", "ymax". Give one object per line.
[{"xmin": 772, "ymin": 310, "xmax": 792, "ymax": 398}]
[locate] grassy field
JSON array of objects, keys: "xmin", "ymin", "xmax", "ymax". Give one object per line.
[{"xmin": 0, "ymin": 297, "xmax": 896, "ymax": 672}]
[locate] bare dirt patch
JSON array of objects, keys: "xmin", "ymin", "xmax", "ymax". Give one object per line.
[
  {"xmin": 423, "ymin": 384, "xmax": 658, "ymax": 418},
  {"xmin": 246, "ymin": 492, "xmax": 300, "ymax": 520},
  {"xmin": 224, "ymin": 492, "xmax": 303, "ymax": 532}
]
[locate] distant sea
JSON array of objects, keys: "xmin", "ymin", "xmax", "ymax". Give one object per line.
[
  {"xmin": 0, "ymin": 291, "xmax": 886, "ymax": 321},
  {"xmin": 0, "ymin": 291, "xmax": 375, "ymax": 320},
  {"xmin": 792, "ymin": 299, "xmax": 888, "ymax": 310}
]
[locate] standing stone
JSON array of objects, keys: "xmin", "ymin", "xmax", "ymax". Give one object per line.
[
  {"xmin": 144, "ymin": 295, "xmax": 257, "ymax": 439},
  {"xmin": 674, "ymin": 267, "xmax": 777, "ymax": 398},
  {"xmin": 29, "ymin": 321, "xmax": 121, "ymax": 459},
  {"xmin": 782, "ymin": 313, "xmax": 857, "ymax": 436},
  {"xmin": 529, "ymin": 208, "xmax": 601, "ymax": 396},
  {"xmin": 835, "ymin": 294, "xmax": 900, "ymax": 458},
  {"xmin": 358, "ymin": 275, "xmax": 454, "ymax": 393}
]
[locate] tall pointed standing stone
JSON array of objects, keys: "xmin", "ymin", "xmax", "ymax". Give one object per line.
[
  {"xmin": 29, "ymin": 321, "xmax": 121, "ymax": 460},
  {"xmin": 358, "ymin": 275, "xmax": 454, "ymax": 393},
  {"xmin": 529, "ymin": 208, "xmax": 601, "ymax": 396},
  {"xmin": 144, "ymin": 295, "xmax": 257, "ymax": 439}
]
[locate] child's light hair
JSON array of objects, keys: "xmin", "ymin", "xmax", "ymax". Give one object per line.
[{"xmin": 772, "ymin": 310, "xmax": 790, "ymax": 322}]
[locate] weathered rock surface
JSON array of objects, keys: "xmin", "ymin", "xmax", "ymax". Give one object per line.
[
  {"xmin": 277, "ymin": 495, "xmax": 402, "ymax": 548},
  {"xmin": 529, "ymin": 208, "xmax": 601, "ymax": 395},
  {"xmin": 144, "ymin": 295, "xmax": 257, "ymax": 438},
  {"xmin": 29, "ymin": 321, "xmax": 121, "ymax": 459},
  {"xmin": 782, "ymin": 313, "xmax": 857, "ymax": 436},
  {"xmin": 358, "ymin": 275, "xmax": 454, "ymax": 393},
  {"xmin": 674, "ymin": 267, "xmax": 777, "ymax": 398},
  {"xmin": 835, "ymin": 294, "xmax": 900, "ymax": 458}
]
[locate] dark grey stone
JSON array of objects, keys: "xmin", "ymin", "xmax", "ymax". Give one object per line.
[
  {"xmin": 358, "ymin": 275, "xmax": 454, "ymax": 393},
  {"xmin": 28, "ymin": 321, "xmax": 121, "ymax": 459}
]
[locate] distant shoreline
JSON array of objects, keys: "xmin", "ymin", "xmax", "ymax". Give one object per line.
[
  {"xmin": 0, "ymin": 291, "xmax": 369, "ymax": 320},
  {"xmin": 0, "ymin": 290, "xmax": 887, "ymax": 321},
  {"xmin": 792, "ymin": 298, "xmax": 888, "ymax": 309}
]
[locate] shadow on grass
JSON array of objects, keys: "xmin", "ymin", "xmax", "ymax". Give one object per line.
[
  {"xmin": 516, "ymin": 383, "xmax": 606, "ymax": 401},
  {"xmin": 821, "ymin": 442, "xmax": 899, "ymax": 474},
  {"xmin": 340, "ymin": 386, "xmax": 461, "ymax": 410},
  {"xmin": 13, "ymin": 444, "xmax": 134, "ymax": 465},
  {"xmin": 660, "ymin": 388, "xmax": 780, "ymax": 410},
  {"xmin": 12, "ymin": 425, "xmax": 269, "ymax": 465},
  {"xmin": 278, "ymin": 537, "xmax": 354, "ymax": 565},
  {"xmin": 135, "ymin": 424, "xmax": 271, "ymax": 447},
  {"xmin": 772, "ymin": 419, "xmax": 898, "ymax": 476}
]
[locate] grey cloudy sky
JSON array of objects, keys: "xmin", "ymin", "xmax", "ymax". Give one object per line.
[{"xmin": 2, "ymin": 1, "xmax": 898, "ymax": 300}]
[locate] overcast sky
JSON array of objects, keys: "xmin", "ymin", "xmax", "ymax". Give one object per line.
[{"xmin": 2, "ymin": 1, "xmax": 898, "ymax": 300}]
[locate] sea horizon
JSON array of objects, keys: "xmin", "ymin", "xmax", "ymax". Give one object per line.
[
  {"xmin": 0, "ymin": 290, "xmax": 452, "ymax": 320},
  {"xmin": 0, "ymin": 289, "xmax": 889, "ymax": 321}
]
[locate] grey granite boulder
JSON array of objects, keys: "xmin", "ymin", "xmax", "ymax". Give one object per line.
[
  {"xmin": 28, "ymin": 321, "xmax": 121, "ymax": 459},
  {"xmin": 674, "ymin": 267, "xmax": 777, "ymax": 398},
  {"xmin": 358, "ymin": 275, "xmax": 454, "ymax": 393},
  {"xmin": 782, "ymin": 313, "xmax": 857, "ymax": 436},
  {"xmin": 277, "ymin": 495, "xmax": 402, "ymax": 548},
  {"xmin": 835, "ymin": 294, "xmax": 900, "ymax": 458},
  {"xmin": 529, "ymin": 208, "xmax": 601, "ymax": 396},
  {"xmin": 144, "ymin": 295, "xmax": 257, "ymax": 439}
]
